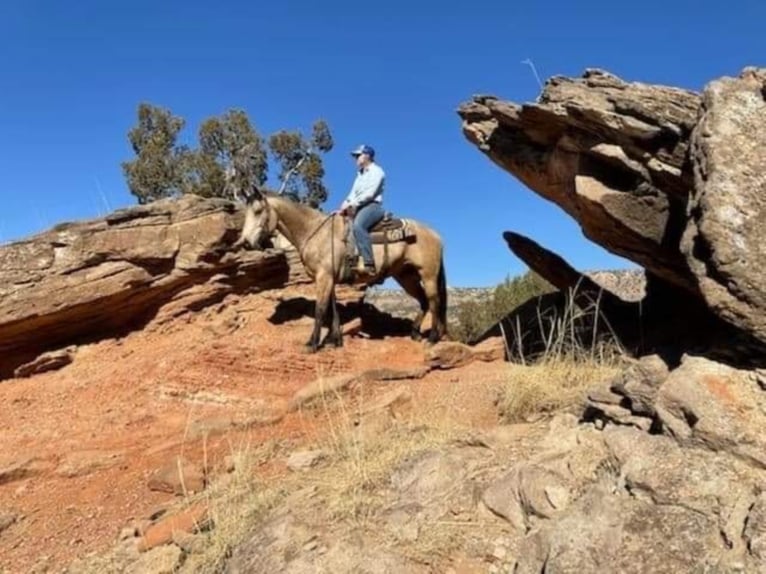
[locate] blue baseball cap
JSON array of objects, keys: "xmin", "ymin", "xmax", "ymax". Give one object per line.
[{"xmin": 350, "ymin": 144, "xmax": 375, "ymax": 158}]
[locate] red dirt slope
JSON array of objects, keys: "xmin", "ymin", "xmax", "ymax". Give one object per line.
[{"xmin": 0, "ymin": 284, "xmax": 504, "ymax": 573}]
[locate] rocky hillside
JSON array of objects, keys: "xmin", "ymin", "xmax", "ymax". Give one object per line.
[
  {"xmin": 365, "ymin": 286, "xmax": 492, "ymax": 322},
  {"xmin": 365, "ymin": 268, "xmax": 646, "ymax": 322},
  {"xmin": 0, "ymin": 66, "xmax": 764, "ymax": 574}
]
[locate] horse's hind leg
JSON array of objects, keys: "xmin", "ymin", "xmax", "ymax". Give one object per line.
[
  {"xmin": 422, "ymin": 274, "xmax": 445, "ymax": 344},
  {"xmin": 393, "ymin": 268, "xmax": 428, "ymax": 341}
]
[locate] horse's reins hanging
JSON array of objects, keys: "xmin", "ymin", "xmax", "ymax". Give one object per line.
[{"xmin": 298, "ymin": 212, "xmax": 339, "ymax": 280}]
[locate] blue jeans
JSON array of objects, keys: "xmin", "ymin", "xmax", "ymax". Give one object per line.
[{"xmin": 352, "ymin": 202, "xmax": 384, "ymax": 266}]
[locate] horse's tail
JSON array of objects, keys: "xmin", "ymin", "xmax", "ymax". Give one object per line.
[{"xmin": 437, "ymin": 252, "xmax": 448, "ymax": 337}]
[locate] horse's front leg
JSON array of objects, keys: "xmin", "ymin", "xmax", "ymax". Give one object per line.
[
  {"xmin": 306, "ymin": 274, "xmax": 333, "ymax": 352},
  {"xmin": 321, "ymin": 290, "xmax": 343, "ymax": 348}
]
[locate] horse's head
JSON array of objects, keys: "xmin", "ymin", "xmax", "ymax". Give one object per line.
[
  {"xmin": 226, "ymin": 165, "xmax": 278, "ymax": 250},
  {"xmin": 235, "ymin": 187, "xmax": 279, "ymax": 250}
]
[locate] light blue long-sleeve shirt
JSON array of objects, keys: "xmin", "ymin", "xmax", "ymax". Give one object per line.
[{"xmin": 340, "ymin": 162, "xmax": 385, "ymax": 210}]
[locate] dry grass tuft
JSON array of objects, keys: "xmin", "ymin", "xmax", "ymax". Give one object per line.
[
  {"xmin": 179, "ymin": 439, "xmax": 286, "ymax": 573},
  {"xmin": 499, "ymin": 283, "xmax": 626, "ymax": 423},
  {"xmin": 500, "ymin": 357, "xmax": 620, "ymax": 423},
  {"xmin": 303, "ymin": 384, "xmax": 461, "ymax": 525}
]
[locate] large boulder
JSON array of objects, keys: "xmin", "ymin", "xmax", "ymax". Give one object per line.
[
  {"xmin": 458, "ymin": 67, "xmax": 766, "ymax": 358},
  {"xmin": 0, "ymin": 195, "xmax": 310, "ymax": 379},
  {"xmin": 682, "ymin": 68, "xmax": 766, "ymax": 350}
]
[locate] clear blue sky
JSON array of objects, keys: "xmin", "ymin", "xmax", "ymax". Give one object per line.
[{"xmin": 1, "ymin": 1, "xmax": 762, "ymax": 286}]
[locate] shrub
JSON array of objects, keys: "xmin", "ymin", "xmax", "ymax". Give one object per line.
[{"xmin": 451, "ymin": 270, "xmax": 554, "ymax": 343}]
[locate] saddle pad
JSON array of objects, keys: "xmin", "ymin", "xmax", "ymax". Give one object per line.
[{"xmin": 370, "ymin": 218, "xmax": 414, "ymax": 243}]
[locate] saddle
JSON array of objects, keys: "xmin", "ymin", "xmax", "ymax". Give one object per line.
[
  {"xmin": 368, "ymin": 213, "xmax": 412, "ymax": 243},
  {"xmin": 343, "ymin": 211, "xmax": 415, "ymax": 246},
  {"xmin": 339, "ymin": 211, "xmax": 415, "ymax": 283}
]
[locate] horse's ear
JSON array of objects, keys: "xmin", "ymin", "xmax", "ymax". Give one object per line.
[{"xmin": 243, "ymin": 185, "xmax": 264, "ymax": 205}]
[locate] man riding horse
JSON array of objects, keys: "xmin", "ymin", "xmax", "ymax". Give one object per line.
[
  {"xmin": 228, "ymin": 144, "xmax": 448, "ymax": 351},
  {"xmin": 334, "ymin": 144, "xmax": 385, "ymax": 278}
]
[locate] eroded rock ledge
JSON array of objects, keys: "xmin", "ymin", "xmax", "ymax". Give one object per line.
[
  {"xmin": 458, "ymin": 67, "xmax": 766, "ymax": 358},
  {"xmin": 0, "ymin": 195, "xmax": 310, "ymax": 379}
]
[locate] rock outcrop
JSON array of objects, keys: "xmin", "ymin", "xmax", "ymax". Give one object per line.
[
  {"xmin": 221, "ymin": 354, "xmax": 766, "ymax": 573},
  {"xmin": 458, "ymin": 67, "xmax": 766, "ymax": 360},
  {"xmin": 0, "ymin": 195, "xmax": 310, "ymax": 379},
  {"xmin": 683, "ymin": 68, "xmax": 766, "ymax": 350},
  {"xmin": 478, "ymin": 230, "xmax": 749, "ymax": 364},
  {"xmin": 511, "ymin": 353, "xmax": 766, "ymax": 573}
]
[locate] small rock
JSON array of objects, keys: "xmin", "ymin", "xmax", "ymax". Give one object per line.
[
  {"xmin": 473, "ymin": 337, "xmax": 506, "ymax": 362},
  {"xmin": 492, "ymin": 545, "xmax": 507, "ymax": 561},
  {"xmin": 427, "ymin": 341, "xmax": 476, "ymax": 370},
  {"xmin": 482, "ymin": 471, "xmax": 526, "ymax": 531},
  {"xmin": 360, "ymin": 388, "xmax": 413, "ymax": 417},
  {"xmin": 13, "ymin": 346, "xmax": 76, "ymax": 378},
  {"xmin": 0, "ymin": 458, "xmax": 46, "ymax": 485},
  {"xmin": 587, "ymin": 385, "xmax": 625, "ymax": 405},
  {"xmin": 56, "ymin": 450, "xmax": 125, "ymax": 478},
  {"xmin": 286, "ymin": 450, "xmax": 327, "ymax": 472},
  {"xmin": 358, "ymin": 366, "xmax": 431, "ymax": 382},
  {"xmin": 288, "ymin": 374, "xmax": 358, "ymax": 411},
  {"xmin": 147, "ymin": 456, "xmax": 205, "ymax": 495},
  {"xmin": 0, "ymin": 510, "xmax": 18, "ymax": 533},
  {"xmin": 138, "ymin": 503, "xmax": 210, "ymax": 552}
]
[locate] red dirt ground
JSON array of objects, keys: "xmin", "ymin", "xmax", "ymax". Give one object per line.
[{"xmin": 0, "ymin": 285, "xmax": 507, "ymax": 573}]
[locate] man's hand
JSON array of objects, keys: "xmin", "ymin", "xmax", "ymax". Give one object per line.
[{"xmin": 334, "ymin": 206, "xmax": 354, "ymax": 217}]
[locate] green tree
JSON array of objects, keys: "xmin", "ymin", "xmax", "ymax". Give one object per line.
[
  {"xmin": 122, "ymin": 104, "xmax": 335, "ymax": 207},
  {"xmin": 188, "ymin": 109, "xmax": 268, "ymax": 199},
  {"xmin": 452, "ymin": 271, "xmax": 555, "ymax": 343},
  {"xmin": 121, "ymin": 103, "xmax": 188, "ymax": 204},
  {"xmin": 268, "ymin": 119, "xmax": 334, "ymax": 207}
]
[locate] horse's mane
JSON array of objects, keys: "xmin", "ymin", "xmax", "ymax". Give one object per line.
[{"xmin": 261, "ymin": 190, "xmax": 325, "ymax": 218}]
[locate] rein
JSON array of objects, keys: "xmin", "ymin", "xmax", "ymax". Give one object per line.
[{"xmin": 297, "ymin": 212, "xmax": 339, "ymax": 280}]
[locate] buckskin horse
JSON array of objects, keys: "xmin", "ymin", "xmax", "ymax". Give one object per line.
[{"xmin": 230, "ymin": 182, "xmax": 448, "ymax": 352}]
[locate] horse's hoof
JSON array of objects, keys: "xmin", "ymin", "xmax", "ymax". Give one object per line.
[{"xmin": 411, "ymin": 332, "xmax": 422, "ymax": 342}]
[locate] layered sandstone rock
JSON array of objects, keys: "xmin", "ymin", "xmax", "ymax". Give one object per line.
[{"xmin": 0, "ymin": 195, "xmax": 310, "ymax": 379}]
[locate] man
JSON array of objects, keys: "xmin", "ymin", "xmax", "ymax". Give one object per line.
[{"xmin": 337, "ymin": 144, "xmax": 385, "ymax": 274}]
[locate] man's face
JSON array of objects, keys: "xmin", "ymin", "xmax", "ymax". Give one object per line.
[{"xmin": 355, "ymin": 153, "xmax": 371, "ymax": 169}]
